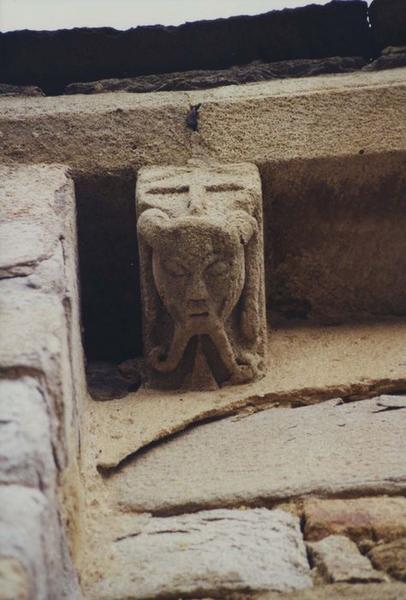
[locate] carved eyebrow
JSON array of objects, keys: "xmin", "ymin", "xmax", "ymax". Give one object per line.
[
  {"xmin": 205, "ymin": 183, "xmax": 244, "ymax": 192},
  {"xmin": 146, "ymin": 185, "xmax": 189, "ymax": 195}
]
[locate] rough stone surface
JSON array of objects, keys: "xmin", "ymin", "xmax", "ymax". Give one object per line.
[
  {"xmin": 0, "ymin": 1, "xmax": 371, "ymax": 94},
  {"xmin": 109, "ymin": 396, "xmax": 406, "ymax": 514},
  {"xmin": 370, "ymin": 0, "xmax": 406, "ymax": 51},
  {"xmin": 364, "ymin": 47, "xmax": 406, "ymax": 71},
  {"xmin": 136, "ymin": 163, "xmax": 266, "ymax": 390},
  {"xmin": 261, "ymin": 152, "xmax": 406, "ymax": 320},
  {"xmin": 0, "ymin": 486, "xmax": 57, "ymax": 600},
  {"xmin": 368, "ymin": 538, "xmax": 406, "ymax": 582},
  {"xmin": 0, "ymin": 165, "xmax": 85, "ymax": 598},
  {"xmin": 0, "ymin": 83, "xmax": 44, "ymax": 97},
  {"xmin": 89, "ymin": 321, "xmax": 406, "ymax": 470},
  {"xmin": 0, "ymin": 378, "xmax": 54, "ymax": 489},
  {"xmin": 89, "ymin": 509, "xmax": 312, "ymax": 599},
  {"xmin": 1, "ymin": 69, "xmax": 406, "ymax": 177},
  {"xmin": 303, "ymin": 497, "xmax": 406, "ymax": 543},
  {"xmin": 307, "ymin": 535, "xmax": 387, "ymax": 583},
  {"xmin": 229, "ymin": 583, "xmax": 406, "ymax": 599},
  {"xmin": 64, "ymin": 56, "xmax": 367, "ymax": 95},
  {"xmin": 0, "ymin": 93, "xmax": 191, "ymax": 174},
  {"xmin": 191, "ymin": 69, "xmax": 406, "ymax": 163},
  {"xmin": 0, "ymin": 557, "xmax": 29, "ymax": 600}
]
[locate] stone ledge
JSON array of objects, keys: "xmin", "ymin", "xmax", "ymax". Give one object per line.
[
  {"xmin": 0, "ymin": 69, "xmax": 405, "ymax": 173},
  {"xmin": 108, "ymin": 395, "xmax": 406, "ymax": 514}
]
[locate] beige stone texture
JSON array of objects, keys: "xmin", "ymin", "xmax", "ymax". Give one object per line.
[
  {"xmin": 368, "ymin": 538, "xmax": 406, "ymax": 582},
  {"xmin": 0, "ymin": 558, "xmax": 29, "ymax": 600},
  {"xmin": 190, "ymin": 68, "xmax": 406, "ymax": 162},
  {"xmin": 0, "ymin": 378, "xmax": 55, "ymax": 489},
  {"xmin": 87, "ymin": 509, "xmax": 312, "ymax": 599},
  {"xmin": 0, "ymin": 92, "xmax": 191, "ymax": 174},
  {"xmin": 90, "ymin": 319, "xmax": 406, "ymax": 470},
  {"xmin": 307, "ymin": 535, "xmax": 387, "ymax": 583},
  {"xmin": 261, "ymin": 151, "xmax": 406, "ymax": 320},
  {"xmin": 303, "ymin": 496, "xmax": 406, "ymax": 543},
  {"xmin": 107, "ymin": 396, "xmax": 406, "ymax": 514},
  {"xmin": 0, "ymin": 165, "xmax": 85, "ymax": 598},
  {"xmin": 136, "ymin": 163, "xmax": 266, "ymax": 389},
  {"xmin": 230, "ymin": 583, "xmax": 406, "ymax": 599},
  {"xmin": 0, "ymin": 70, "xmax": 405, "ymax": 177}
]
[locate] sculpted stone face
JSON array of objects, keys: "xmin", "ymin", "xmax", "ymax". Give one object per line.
[
  {"xmin": 136, "ymin": 164, "xmax": 266, "ymax": 390},
  {"xmin": 152, "ymin": 221, "xmax": 245, "ymax": 329}
]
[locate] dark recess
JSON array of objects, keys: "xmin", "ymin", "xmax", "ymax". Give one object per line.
[
  {"xmin": 0, "ymin": 1, "xmax": 372, "ymax": 95},
  {"xmin": 75, "ymin": 170, "xmax": 142, "ymax": 362},
  {"xmin": 369, "ymin": 0, "xmax": 406, "ymax": 52}
]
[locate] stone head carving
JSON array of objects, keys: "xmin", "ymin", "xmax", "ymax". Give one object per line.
[{"xmin": 136, "ymin": 164, "xmax": 266, "ymax": 390}]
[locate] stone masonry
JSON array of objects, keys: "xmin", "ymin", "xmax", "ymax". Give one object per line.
[{"xmin": 1, "ymin": 30, "xmax": 406, "ymax": 600}]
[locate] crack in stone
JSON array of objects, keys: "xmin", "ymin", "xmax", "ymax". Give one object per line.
[{"xmin": 98, "ymin": 378, "xmax": 406, "ymax": 473}]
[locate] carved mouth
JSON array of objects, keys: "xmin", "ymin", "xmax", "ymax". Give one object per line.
[{"xmin": 190, "ymin": 311, "xmax": 209, "ymax": 318}]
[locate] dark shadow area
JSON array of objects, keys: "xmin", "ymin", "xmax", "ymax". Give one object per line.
[{"xmin": 75, "ymin": 169, "xmax": 142, "ymax": 362}]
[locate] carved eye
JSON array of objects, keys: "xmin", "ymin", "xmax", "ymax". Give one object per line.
[
  {"xmin": 205, "ymin": 260, "xmax": 228, "ymax": 277},
  {"xmin": 163, "ymin": 259, "xmax": 189, "ymax": 277}
]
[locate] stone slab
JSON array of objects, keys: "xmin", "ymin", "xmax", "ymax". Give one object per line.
[
  {"xmin": 368, "ymin": 538, "xmax": 406, "ymax": 582},
  {"xmin": 64, "ymin": 57, "xmax": 367, "ymax": 95},
  {"xmin": 0, "ymin": 165, "xmax": 84, "ymax": 598},
  {"xmin": 231, "ymin": 583, "xmax": 406, "ymax": 599},
  {"xmin": 190, "ymin": 68, "xmax": 406, "ymax": 163},
  {"xmin": 0, "ymin": 93, "xmax": 191, "ymax": 174},
  {"xmin": 1, "ymin": 69, "xmax": 406, "ymax": 175},
  {"xmin": 90, "ymin": 320, "xmax": 406, "ymax": 470},
  {"xmin": 307, "ymin": 535, "xmax": 387, "ymax": 583},
  {"xmin": 303, "ymin": 496, "xmax": 406, "ymax": 543},
  {"xmin": 0, "ymin": 486, "xmax": 50, "ymax": 600},
  {"xmin": 89, "ymin": 509, "xmax": 312, "ymax": 599},
  {"xmin": 0, "ymin": 378, "xmax": 54, "ymax": 490},
  {"xmin": 108, "ymin": 396, "xmax": 406, "ymax": 514}
]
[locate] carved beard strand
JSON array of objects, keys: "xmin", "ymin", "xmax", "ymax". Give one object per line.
[{"xmin": 149, "ymin": 319, "xmax": 254, "ymax": 385}]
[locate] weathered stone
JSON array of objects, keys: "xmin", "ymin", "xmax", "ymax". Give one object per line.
[
  {"xmin": 0, "ymin": 486, "xmax": 51, "ymax": 599},
  {"xmin": 228, "ymin": 583, "xmax": 406, "ymax": 599},
  {"xmin": 0, "ymin": 378, "xmax": 54, "ymax": 489},
  {"xmin": 370, "ymin": 0, "xmax": 406, "ymax": 51},
  {"xmin": 368, "ymin": 538, "xmax": 406, "ymax": 581},
  {"xmin": 110, "ymin": 396, "xmax": 406, "ymax": 514},
  {"xmin": 86, "ymin": 362, "xmax": 141, "ymax": 401},
  {"xmin": 0, "ymin": 2, "xmax": 371, "ymax": 94},
  {"xmin": 90, "ymin": 509, "xmax": 312, "ymax": 599},
  {"xmin": 64, "ymin": 57, "xmax": 367, "ymax": 95},
  {"xmin": 303, "ymin": 496, "xmax": 406, "ymax": 543},
  {"xmin": 364, "ymin": 49, "xmax": 406, "ymax": 71},
  {"xmin": 0, "ymin": 165, "xmax": 84, "ymax": 599},
  {"xmin": 136, "ymin": 163, "xmax": 266, "ymax": 390},
  {"xmin": 307, "ymin": 535, "xmax": 387, "ymax": 583},
  {"xmin": 91, "ymin": 319, "xmax": 406, "ymax": 470},
  {"xmin": 0, "ymin": 93, "xmax": 191, "ymax": 174},
  {"xmin": 0, "ymin": 558, "xmax": 29, "ymax": 600},
  {"xmin": 0, "ymin": 83, "xmax": 44, "ymax": 97}
]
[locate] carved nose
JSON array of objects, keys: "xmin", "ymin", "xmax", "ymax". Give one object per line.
[{"xmin": 189, "ymin": 274, "xmax": 208, "ymax": 301}]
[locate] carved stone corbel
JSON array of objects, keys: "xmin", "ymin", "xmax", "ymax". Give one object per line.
[{"xmin": 136, "ymin": 163, "xmax": 266, "ymax": 390}]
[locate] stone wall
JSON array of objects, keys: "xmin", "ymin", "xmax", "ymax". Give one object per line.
[{"xmin": 0, "ymin": 165, "xmax": 85, "ymax": 598}]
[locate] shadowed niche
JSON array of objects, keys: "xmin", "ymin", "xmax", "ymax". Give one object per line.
[{"xmin": 75, "ymin": 170, "xmax": 142, "ymax": 363}]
